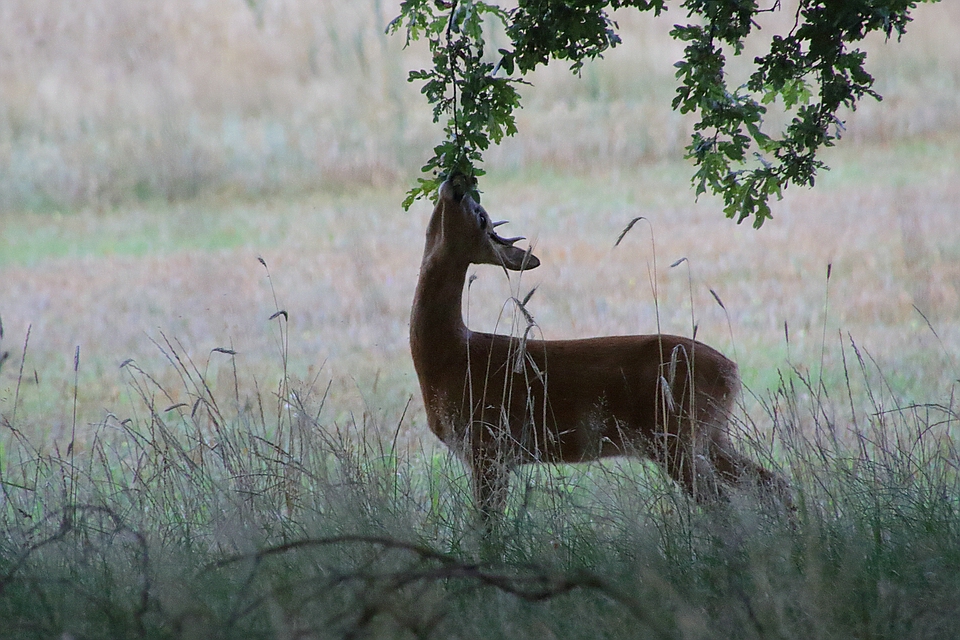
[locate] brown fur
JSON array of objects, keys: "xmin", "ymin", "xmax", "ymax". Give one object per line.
[{"xmin": 410, "ymin": 179, "xmax": 789, "ymax": 521}]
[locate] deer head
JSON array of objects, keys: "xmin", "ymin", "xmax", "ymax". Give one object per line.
[{"xmin": 423, "ymin": 178, "xmax": 540, "ymax": 272}]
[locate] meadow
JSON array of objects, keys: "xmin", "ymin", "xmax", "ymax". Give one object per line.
[{"xmin": 1, "ymin": 1, "xmax": 960, "ymax": 638}]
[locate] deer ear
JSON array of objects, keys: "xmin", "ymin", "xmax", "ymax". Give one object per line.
[{"xmin": 497, "ymin": 245, "xmax": 540, "ymax": 271}]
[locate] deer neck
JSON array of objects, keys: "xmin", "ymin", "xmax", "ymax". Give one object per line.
[{"xmin": 410, "ymin": 247, "xmax": 471, "ymax": 372}]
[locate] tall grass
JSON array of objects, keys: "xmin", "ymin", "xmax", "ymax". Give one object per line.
[{"xmin": 2, "ymin": 318, "xmax": 958, "ymax": 639}]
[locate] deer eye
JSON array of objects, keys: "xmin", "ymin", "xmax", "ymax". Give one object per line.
[{"xmin": 475, "ymin": 207, "xmax": 488, "ymax": 230}]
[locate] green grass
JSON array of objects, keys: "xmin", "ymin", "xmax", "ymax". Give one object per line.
[
  {"xmin": 2, "ymin": 332, "xmax": 959, "ymax": 639},
  {"xmin": 0, "ymin": 199, "xmax": 288, "ymax": 267}
]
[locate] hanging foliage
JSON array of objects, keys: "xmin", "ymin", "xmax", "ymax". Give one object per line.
[{"xmin": 389, "ymin": 0, "xmax": 938, "ymax": 226}]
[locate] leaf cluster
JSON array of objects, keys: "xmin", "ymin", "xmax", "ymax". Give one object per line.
[
  {"xmin": 391, "ymin": 0, "xmax": 938, "ymax": 224},
  {"xmin": 389, "ymin": 1, "xmax": 525, "ymax": 206},
  {"xmin": 671, "ymin": 0, "xmax": 928, "ymax": 226}
]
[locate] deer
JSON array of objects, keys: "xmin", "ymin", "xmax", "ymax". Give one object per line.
[{"xmin": 409, "ymin": 175, "xmax": 791, "ymax": 525}]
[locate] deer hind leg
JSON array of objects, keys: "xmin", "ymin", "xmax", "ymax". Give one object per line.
[
  {"xmin": 711, "ymin": 443, "xmax": 795, "ymax": 512},
  {"xmin": 650, "ymin": 408, "xmax": 723, "ymax": 504},
  {"xmin": 655, "ymin": 420, "xmax": 793, "ymax": 510},
  {"xmin": 653, "ymin": 371, "xmax": 794, "ymax": 512},
  {"xmin": 649, "ymin": 369, "xmax": 725, "ymax": 502},
  {"xmin": 698, "ymin": 393, "xmax": 794, "ymax": 511}
]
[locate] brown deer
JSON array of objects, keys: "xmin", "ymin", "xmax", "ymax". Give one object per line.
[{"xmin": 409, "ymin": 176, "xmax": 790, "ymax": 523}]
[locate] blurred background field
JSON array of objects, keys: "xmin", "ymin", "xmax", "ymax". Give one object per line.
[{"xmin": 2, "ymin": 0, "xmax": 959, "ymax": 210}]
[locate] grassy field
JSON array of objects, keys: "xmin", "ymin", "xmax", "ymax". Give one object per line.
[
  {"xmin": 2, "ymin": 1, "xmax": 960, "ymax": 638},
  {"xmin": 2, "ymin": 139, "xmax": 957, "ymax": 446}
]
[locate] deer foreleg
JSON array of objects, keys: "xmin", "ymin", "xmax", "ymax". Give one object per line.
[{"xmin": 471, "ymin": 456, "xmax": 510, "ymax": 525}]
